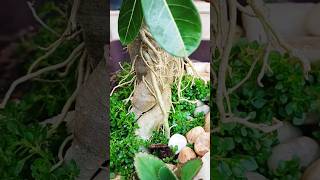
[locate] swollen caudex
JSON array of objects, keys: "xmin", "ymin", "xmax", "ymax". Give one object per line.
[{"xmin": 127, "ymin": 28, "xmax": 189, "ymax": 140}]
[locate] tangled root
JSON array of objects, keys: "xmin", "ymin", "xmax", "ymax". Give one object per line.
[
  {"xmin": 0, "ymin": 43, "xmax": 85, "ymax": 109},
  {"xmin": 48, "ymin": 50, "xmax": 87, "ymax": 136},
  {"xmin": 213, "ymin": 0, "xmax": 289, "ymax": 133},
  {"xmin": 1, "ymin": 0, "xmax": 102, "ymax": 175},
  {"xmin": 27, "ymin": 1, "xmax": 59, "ymax": 36},
  {"xmin": 50, "ymin": 135, "xmax": 74, "ymax": 172},
  {"xmin": 121, "ymin": 27, "xmax": 200, "ymax": 139}
]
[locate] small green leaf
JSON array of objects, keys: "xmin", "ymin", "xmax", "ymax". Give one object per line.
[
  {"xmin": 159, "ymin": 166, "xmax": 178, "ymax": 180},
  {"xmin": 222, "ymin": 137, "xmax": 235, "ymax": 151},
  {"xmin": 252, "ymin": 98, "xmax": 267, "ymax": 109},
  {"xmin": 240, "ymin": 157, "xmax": 258, "ymax": 171},
  {"xmin": 15, "ymin": 154, "xmax": 33, "ymax": 175},
  {"xmin": 141, "ymin": 0, "xmax": 202, "ymax": 57},
  {"xmin": 118, "ymin": 0, "xmax": 143, "ymax": 45},
  {"xmin": 285, "ymin": 102, "xmax": 297, "ymax": 115},
  {"xmin": 180, "ymin": 158, "xmax": 202, "ymax": 180},
  {"xmin": 241, "ymin": 127, "xmax": 247, "ymax": 136},
  {"xmin": 218, "ymin": 161, "xmax": 232, "ymax": 177}
]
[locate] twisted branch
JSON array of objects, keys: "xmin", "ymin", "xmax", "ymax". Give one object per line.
[
  {"xmin": 48, "ymin": 49, "xmax": 87, "ymax": 136},
  {"xmin": 0, "ymin": 43, "xmax": 84, "ymax": 109},
  {"xmin": 27, "ymin": 1, "xmax": 59, "ymax": 36}
]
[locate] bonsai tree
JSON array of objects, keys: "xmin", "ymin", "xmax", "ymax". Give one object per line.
[{"xmin": 114, "ymin": 0, "xmax": 203, "ymax": 139}]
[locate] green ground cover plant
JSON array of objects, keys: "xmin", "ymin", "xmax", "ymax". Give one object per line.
[
  {"xmin": 0, "ymin": 2, "xmax": 80, "ymax": 179},
  {"xmin": 110, "ymin": 63, "xmax": 210, "ymax": 179},
  {"xmin": 212, "ymin": 39, "xmax": 320, "ymax": 179}
]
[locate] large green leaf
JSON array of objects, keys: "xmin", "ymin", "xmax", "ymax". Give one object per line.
[
  {"xmin": 118, "ymin": 0, "xmax": 143, "ymax": 45},
  {"xmin": 134, "ymin": 153, "xmax": 165, "ymax": 180},
  {"xmin": 159, "ymin": 166, "xmax": 178, "ymax": 180},
  {"xmin": 141, "ymin": 0, "xmax": 202, "ymax": 57},
  {"xmin": 180, "ymin": 158, "xmax": 202, "ymax": 180}
]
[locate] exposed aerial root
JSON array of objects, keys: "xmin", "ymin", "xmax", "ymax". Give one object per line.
[
  {"xmin": 110, "ymin": 56, "xmax": 137, "ymax": 96},
  {"xmin": 223, "ymin": 115, "xmax": 283, "ymax": 133},
  {"xmin": 213, "ymin": 0, "xmax": 306, "ymax": 133},
  {"xmin": 69, "ymin": 0, "xmax": 80, "ymax": 31},
  {"xmin": 37, "ymin": 30, "xmax": 82, "ymax": 51},
  {"xmin": 213, "ymin": 0, "xmax": 282, "ymax": 132},
  {"xmin": 184, "ymin": 57, "xmax": 201, "ymax": 79},
  {"xmin": 257, "ymin": 42, "xmax": 271, "ymax": 87},
  {"xmin": 50, "ymin": 135, "xmax": 74, "ymax": 172},
  {"xmin": 28, "ymin": 30, "xmax": 82, "ymax": 74},
  {"xmin": 110, "ymin": 75, "xmax": 136, "ymax": 96},
  {"xmin": 177, "ymin": 60, "xmax": 185, "ymax": 101},
  {"xmin": 0, "ymin": 43, "xmax": 84, "ymax": 109},
  {"xmin": 32, "ymin": 78, "xmax": 63, "ymax": 83},
  {"xmin": 247, "ymin": 0, "xmax": 311, "ymax": 78},
  {"xmin": 139, "ymin": 43, "xmax": 171, "ymax": 138},
  {"xmin": 228, "ymin": 47, "xmax": 262, "ymax": 94},
  {"xmin": 28, "ymin": 0, "xmax": 82, "ymax": 74},
  {"xmin": 27, "ymin": 0, "xmax": 82, "ymax": 74},
  {"xmin": 58, "ymin": 52, "xmax": 80, "ymax": 77},
  {"xmin": 27, "ymin": 1, "xmax": 59, "ymax": 36},
  {"xmin": 235, "ymin": 1, "xmax": 256, "ymax": 17},
  {"xmin": 216, "ymin": 0, "xmax": 237, "ymax": 120},
  {"xmin": 125, "ymin": 27, "xmax": 188, "ymax": 139},
  {"xmin": 48, "ymin": 50, "xmax": 87, "ymax": 136},
  {"xmin": 124, "ymin": 79, "xmax": 137, "ymax": 104},
  {"xmin": 5, "ymin": 0, "xmax": 97, "ymax": 176},
  {"xmin": 28, "ymin": 38, "xmax": 64, "ymax": 73},
  {"xmin": 140, "ymin": 30, "xmax": 161, "ymax": 63},
  {"xmin": 117, "ymin": 26, "xmax": 207, "ymax": 139},
  {"xmin": 150, "ymin": 70, "xmax": 170, "ymax": 138},
  {"xmin": 142, "ymin": 76, "xmax": 156, "ymax": 98}
]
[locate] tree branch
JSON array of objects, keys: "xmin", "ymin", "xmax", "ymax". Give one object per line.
[{"xmin": 216, "ymin": 0, "xmax": 237, "ymax": 120}]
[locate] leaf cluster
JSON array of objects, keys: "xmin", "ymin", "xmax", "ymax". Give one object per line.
[
  {"xmin": 212, "ymin": 123, "xmax": 275, "ymax": 179},
  {"xmin": 110, "ymin": 64, "xmax": 145, "ymax": 178},
  {"xmin": 134, "ymin": 153, "xmax": 202, "ymax": 180},
  {"xmin": 211, "ymin": 39, "xmax": 320, "ymax": 179},
  {"xmin": 227, "ymin": 40, "xmax": 320, "ymax": 125},
  {"xmin": 170, "ymin": 75, "xmax": 209, "ymax": 135},
  {"xmin": 271, "ymin": 158, "xmax": 301, "ymax": 180}
]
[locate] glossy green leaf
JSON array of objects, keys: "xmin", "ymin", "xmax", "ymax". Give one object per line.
[
  {"xmin": 118, "ymin": 0, "xmax": 143, "ymax": 45},
  {"xmin": 180, "ymin": 158, "xmax": 202, "ymax": 180},
  {"xmin": 159, "ymin": 166, "xmax": 178, "ymax": 180},
  {"xmin": 141, "ymin": 0, "xmax": 202, "ymax": 57},
  {"xmin": 134, "ymin": 153, "xmax": 165, "ymax": 180}
]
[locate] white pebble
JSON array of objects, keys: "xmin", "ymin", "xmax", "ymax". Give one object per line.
[{"xmin": 168, "ymin": 134, "xmax": 187, "ymax": 154}]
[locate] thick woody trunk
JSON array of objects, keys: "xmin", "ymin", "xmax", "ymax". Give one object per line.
[
  {"xmin": 65, "ymin": 60, "xmax": 108, "ymax": 180},
  {"xmin": 127, "ymin": 29, "xmax": 181, "ymax": 139},
  {"xmin": 77, "ymin": 0, "xmax": 108, "ymax": 68},
  {"xmin": 64, "ymin": 0, "xmax": 109, "ymax": 179}
]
